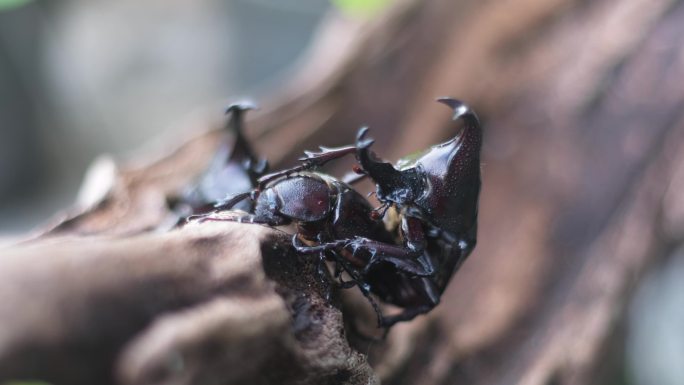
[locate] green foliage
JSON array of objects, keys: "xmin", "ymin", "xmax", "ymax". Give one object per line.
[
  {"xmin": 331, "ymin": 0, "xmax": 394, "ymax": 18},
  {"xmin": 0, "ymin": 0, "xmax": 32, "ymax": 12}
]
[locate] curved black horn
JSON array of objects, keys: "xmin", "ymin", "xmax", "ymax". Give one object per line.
[{"xmin": 436, "ymin": 97, "xmax": 481, "ymax": 162}]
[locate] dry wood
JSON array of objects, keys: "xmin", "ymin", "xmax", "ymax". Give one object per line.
[{"xmin": 0, "ymin": 223, "xmax": 376, "ymax": 385}]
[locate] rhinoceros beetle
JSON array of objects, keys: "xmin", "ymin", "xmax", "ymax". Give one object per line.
[
  {"xmin": 187, "ymin": 97, "xmax": 481, "ymax": 329},
  {"xmin": 190, "ymin": 148, "xmax": 434, "ymax": 319},
  {"xmin": 291, "ymin": 98, "xmax": 481, "ymax": 327},
  {"xmin": 358, "ymin": 97, "xmax": 481, "ymax": 326},
  {"xmin": 180, "ymin": 102, "xmax": 268, "ymax": 214}
]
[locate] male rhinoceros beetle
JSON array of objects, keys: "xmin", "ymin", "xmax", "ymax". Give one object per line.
[
  {"xmin": 180, "ymin": 102, "xmax": 268, "ymax": 214},
  {"xmin": 292, "ymin": 98, "xmax": 481, "ymax": 327},
  {"xmin": 357, "ymin": 97, "xmax": 481, "ymax": 325}
]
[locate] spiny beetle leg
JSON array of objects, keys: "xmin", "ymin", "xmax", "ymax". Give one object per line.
[
  {"xmin": 292, "ymin": 234, "xmax": 386, "ymax": 326},
  {"xmin": 345, "ymin": 238, "xmax": 434, "ymax": 277},
  {"xmin": 257, "ymin": 145, "xmax": 358, "ymax": 188},
  {"xmin": 189, "ymin": 211, "xmax": 285, "ymax": 226},
  {"xmin": 293, "ymin": 238, "xmax": 347, "ymax": 254},
  {"xmin": 299, "ymin": 145, "xmax": 357, "ymax": 166},
  {"xmin": 296, "ymin": 237, "xmax": 434, "ymax": 278},
  {"xmin": 292, "ymin": 234, "xmax": 339, "ymax": 294}
]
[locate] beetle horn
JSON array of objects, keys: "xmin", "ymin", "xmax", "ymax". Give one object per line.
[
  {"xmin": 436, "ymin": 97, "xmax": 481, "ymax": 153},
  {"xmin": 225, "ymin": 101, "xmax": 257, "ymax": 135},
  {"xmin": 225, "ymin": 101, "xmax": 267, "ymax": 183},
  {"xmin": 225, "ymin": 101, "xmax": 257, "ymax": 115},
  {"xmin": 355, "ymin": 127, "xmax": 414, "ymax": 201},
  {"xmin": 355, "ymin": 127, "xmax": 398, "ymax": 178},
  {"xmin": 431, "ymin": 97, "xmax": 481, "ymax": 236}
]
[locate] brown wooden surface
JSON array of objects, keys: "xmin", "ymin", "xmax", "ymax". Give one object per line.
[{"xmin": 2, "ymin": 0, "xmax": 684, "ymax": 384}]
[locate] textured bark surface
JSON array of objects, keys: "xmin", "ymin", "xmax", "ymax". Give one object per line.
[
  {"xmin": 2, "ymin": 0, "xmax": 684, "ymax": 384},
  {"xmin": 0, "ymin": 222, "xmax": 377, "ymax": 385}
]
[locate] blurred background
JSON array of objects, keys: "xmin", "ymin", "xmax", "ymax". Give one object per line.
[
  {"xmin": 1, "ymin": 0, "xmax": 684, "ymax": 384},
  {"xmin": 0, "ymin": 0, "xmax": 332, "ymax": 233}
]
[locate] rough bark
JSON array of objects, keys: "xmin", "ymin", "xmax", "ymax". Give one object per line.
[{"xmin": 2, "ymin": 0, "xmax": 684, "ymax": 384}]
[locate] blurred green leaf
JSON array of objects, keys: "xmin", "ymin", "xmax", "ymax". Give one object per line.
[
  {"xmin": 0, "ymin": 0, "xmax": 32, "ymax": 12},
  {"xmin": 331, "ymin": 0, "xmax": 393, "ymax": 18}
]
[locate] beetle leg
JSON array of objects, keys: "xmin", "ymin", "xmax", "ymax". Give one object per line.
[
  {"xmin": 256, "ymin": 166, "xmax": 303, "ymax": 188},
  {"xmin": 257, "ymin": 146, "xmax": 358, "ymax": 188},
  {"xmin": 187, "ymin": 211, "xmax": 288, "ymax": 226},
  {"xmin": 330, "ymin": 253, "xmax": 365, "ymax": 289},
  {"xmin": 388, "ymin": 215, "xmax": 436, "ymax": 276},
  {"xmin": 292, "ymin": 233, "xmax": 338, "ymax": 296},
  {"xmin": 213, "ymin": 191, "xmax": 253, "ymax": 211},
  {"xmin": 380, "ymin": 277, "xmax": 441, "ymax": 328},
  {"xmin": 295, "ymin": 237, "xmax": 433, "ymax": 277},
  {"xmin": 298, "ymin": 145, "xmax": 358, "ymax": 166},
  {"xmin": 315, "ymin": 251, "xmax": 335, "ymax": 302},
  {"xmin": 293, "ymin": 239, "xmax": 348, "ymax": 254},
  {"xmin": 292, "ymin": 235, "xmax": 355, "ymax": 290},
  {"xmin": 329, "ymin": 258, "xmax": 358, "ymax": 288},
  {"xmin": 346, "ymin": 239, "xmax": 433, "ymax": 277},
  {"xmin": 348, "ymin": 215, "xmax": 433, "ymax": 277},
  {"xmin": 331, "ymin": 252, "xmax": 386, "ymax": 327},
  {"xmin": 292, "ymin": 234, "xmax": 386, "ymax": 326}
]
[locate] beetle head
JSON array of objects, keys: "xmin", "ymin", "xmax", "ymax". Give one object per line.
[{"xmin": 356, "ymin": 98, "xmax": 482, "ymax": 233}]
